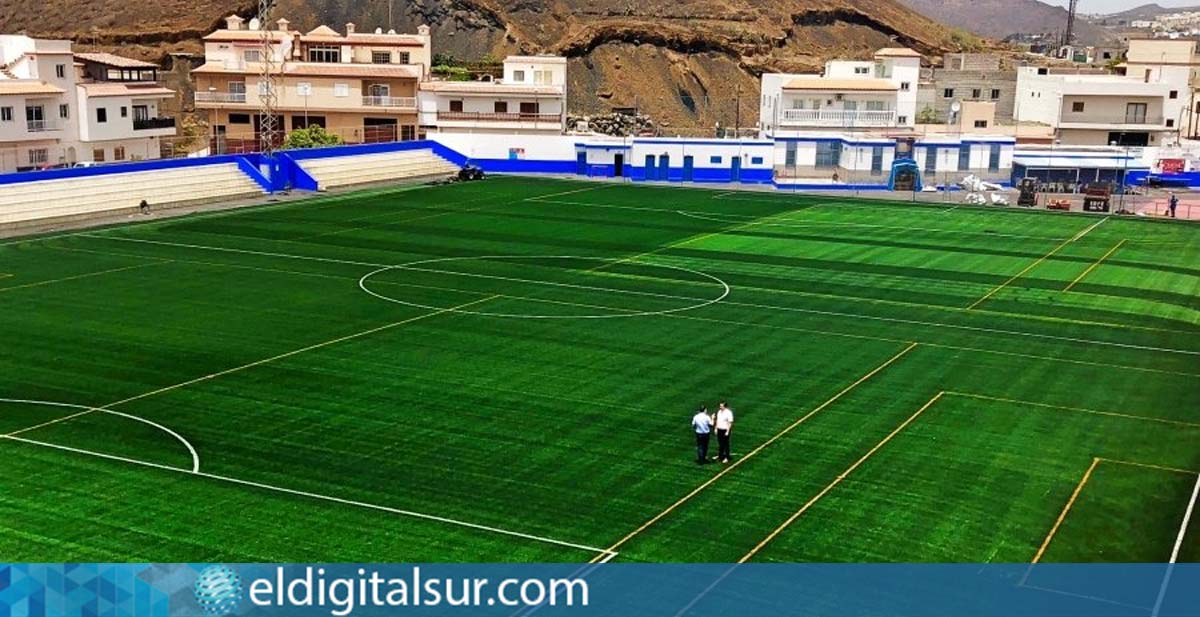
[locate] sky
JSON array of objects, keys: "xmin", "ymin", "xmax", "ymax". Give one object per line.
[{"xmin": 1041, "ymin": 0, "xmax": 1196, "ymax": 14}]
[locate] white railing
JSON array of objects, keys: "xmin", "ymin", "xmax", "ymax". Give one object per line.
[
  {"xmin": 362, "ymin": 96, "xmax": 417, "ymax": 108},
  {"xmin": 780, "ymin": 109, "xmax": 897, "ymax": 127},
  {"xmin": 26, "ymin": 120, "xmax": 59, "ymax": 132},
  {"xmin": 194, "ymin": 92, "xmax": 248, "ymax": 103}
]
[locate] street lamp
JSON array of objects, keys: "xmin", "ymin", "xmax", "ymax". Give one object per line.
[{"xmin": 1110, "ymin": 137, "xmax": 1130, "ymax": 213}]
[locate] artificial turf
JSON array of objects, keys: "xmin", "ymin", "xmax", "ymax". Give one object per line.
[{"xmin": 0, "ymin": 176, "xmax": 1197, "ymax": 563}]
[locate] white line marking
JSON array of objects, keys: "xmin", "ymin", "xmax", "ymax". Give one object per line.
[
  {"xmin": 525, "ymin": 185, "xmax": 610, "ymax": 202},
  {"xmin": 360, "ymin": 255, "xmax": 729, "ymax": 320},
  {"xmin": 1, "ymin": 434, "xmax": 614, "ymax": 556},
  {"xmin": 1151, "ymin": 471, "xmax": 1199, "ymax": 616},
  {"xmin": 76, "ymin": 235, "xmax": 1200, "ymax": 356},
  {"xmin": 1, "ymin": 398, "xmax": 201, "ymax": 473},
  {"xmin": 0, "ymin": 262, "xmax": 168, "ymax": 293},
  {"xmin": 1070, "ymin": 217, "xmax": 1108, "ymax": 242}
]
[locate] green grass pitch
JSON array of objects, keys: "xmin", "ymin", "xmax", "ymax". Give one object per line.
[{"xmin": 0, "ymin": 176, "xmax": 1197, "ymax": 563}]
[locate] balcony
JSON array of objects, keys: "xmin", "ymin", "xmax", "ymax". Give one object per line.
[
  {"xmin": 1058, "ymin": 113, "xmax": 1168, "ymax": 130},
  {"xmin": 779, "ymin": 109, "xmax": 898, "ymax": 128},
  {"xmin": 26, "ymin": 120, "xmax": 60, "ymax": 133},
  {"xmin": 194, "ymin": 91, "xmax": 248, "ymax": 104},
  {"xmin": 134, "ymin": 117, "xmax": 177, "ymax": 131},
  {"xmin": 437, "ymin": 111, "xmax": 563, "ymax": 124},
  {"xmin": 362, "ymin": 96, "xmax": 417, "ymax": 109}
]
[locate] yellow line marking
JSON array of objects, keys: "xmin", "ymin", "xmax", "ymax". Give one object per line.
[
  {"xmin": 5, "ymin": 296, "xmax": 498, "ymax": 438},
  {"xmin": 1064, "ymin": 239, "xmax": 1126, "ymax": 292},
  {"xmin": 0, "ymin": 263, "xmax": 168, "ymax": 294},
  {"xmin": 967, "ymin": 237, "xmax": 1075, "ymax": 310},
  {"xmin": 948, "ymin": 392, "xmax": 1200, "ymax": 429},
  {"xmin": 1032, "ymin": 457, "xmax": 1101, "ymax": 564},
  {"xmin": 1097, "ymin": 458, "xmax": 1200, "ymax": 476},
  {"xmin": 738, "ymin": 391, "xmax": 945, "ymax": 563},
  {"xmin": 589, "ymin": 342, "xmax": 919, "ymax": 563}
]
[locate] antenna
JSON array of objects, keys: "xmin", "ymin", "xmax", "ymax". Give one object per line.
[
  {"xmin": 1064, "ymin": 0, "xmax": 1079, "ymax": 48},
  {"xmin": 258, "ymin": 0, "xmax": 280, "ymax": 158}
]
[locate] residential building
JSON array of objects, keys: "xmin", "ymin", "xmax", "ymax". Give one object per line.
[
  {"xmin": 916, "ymin": 54, "xmax": 1017, "ymax": 123},
  {"xmin": 759, "ymin": 48, "xmax": 922, "ymax": 134},
  {"xmin": 1015, "ymin": 66, "xmax": 1175, "ymax": 146},
  {"xmin": 0, "ymin": 35, "xmax": 176, "ymax": 172},
  {"xmin": 193, "ymin": 16, "xmax": 431, "ymax": 151},
  {"xmin": 418, "ymin": 55, "xmax": 567, "ymax": 135},
  {"xmin": 1121, "ymin": 38, "xmax": 1200, "ymax": 138}
]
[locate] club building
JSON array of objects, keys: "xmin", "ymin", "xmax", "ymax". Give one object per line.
[
  {"xmin": 0, "ymin": 35, "xmax": 176, "ymax": 172},
  {"xmin": 193, "ymin": 16, "xmax": 431, "ymax": 150}
]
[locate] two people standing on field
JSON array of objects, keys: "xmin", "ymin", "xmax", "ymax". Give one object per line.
[{"xmin": 692, "ymin": 401, "xmax": 735, "ymax": 465}]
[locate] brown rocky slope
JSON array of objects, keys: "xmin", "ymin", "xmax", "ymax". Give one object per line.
[{"xmin": 1, "ymin": 0, "xmax": 967, "ymax": 128}]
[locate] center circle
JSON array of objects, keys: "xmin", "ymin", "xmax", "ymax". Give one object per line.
[{"xmin": 358, "ymin": 255, "xmax": 730, "ymax": 319}]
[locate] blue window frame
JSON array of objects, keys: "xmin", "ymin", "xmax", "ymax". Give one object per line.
[
  {"xmin": 751, "ymin": 157, "xmax": 764, "ymax": 165},
  {"xmin": 710, "ymin": 156, "xmax": 723, "ymax": 164}
]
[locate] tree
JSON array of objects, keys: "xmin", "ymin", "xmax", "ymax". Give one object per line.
[
  {"xmin": 283, "ymin": 125, "xmax": 343, "ymax": 149},
  {"xmin": 916, "ymin": 106, "xmax": 940, "ymax": 125}
]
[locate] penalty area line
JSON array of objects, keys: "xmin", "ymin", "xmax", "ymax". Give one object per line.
[{"xmin": 1, "ymin": 434, "xmax": 615, "ymax": 557}]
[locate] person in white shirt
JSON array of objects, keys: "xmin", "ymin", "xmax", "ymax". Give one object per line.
[
  {"xmin": 691, "ymin": 406, "xmax": 714, "ymax": 465},
  {"xmin": 715, "ymin": 401, "xmax": 735, "ymax": 463}
]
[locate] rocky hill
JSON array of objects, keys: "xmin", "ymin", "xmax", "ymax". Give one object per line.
[
  {"xmin": 0, "ymin": 0, "xmax": 967, "ymax": 128},
  {"xmin": 896, "ymin": 0, "xmax": 1114, "ymax": 45}
]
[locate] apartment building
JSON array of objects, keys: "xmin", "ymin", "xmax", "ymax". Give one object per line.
[
  {"xmin": 418, "ymin": 56, "xmax": 567, "ymax": 134},
  {"xmin": 1121, "ymin": 38, "xmax": 1200, "ymax": 138},
  {"xmin": 759, "ymin": 48, "xmax": 922, "ymax": 134},
  {"xmin": 0, "ymin": 35, "xmax": 175, "ymax": 173},
  {"xmin": 1015, "ymin": 65, "xmax": 1176, "ymax": 146},
  {"xmin": 193, "ymin": 16, "xmax": 431, "ymax": 150},
  {"xmin": 916, "ymin": 54, "xmax": 1017, "ymax": 123}
]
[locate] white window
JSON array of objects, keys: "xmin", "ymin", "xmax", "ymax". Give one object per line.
[
  {"xmin": 59, "ymin": 104, "xmax": 69, "ymax": 119},
  {"xmin": 243, "ymin": 49, "xmax": 262, "ymax": 63},
  {"xmin": 513, "ymin": 70, "xmax": 526, "ymax": 82},
  {"xmin": 372, "ymin": 51, "xmax": 391, "ymax": 64},
  {"xmin": 0, "ymin": 107, "xmax": 12, "ymax": 122},
  {"xmin": 228, "ymin": 81, "xmax": 246, "ymax": 95},
  {"xmin": 897, "ymin": 115, "xmax": 908, "ymax": 124},
  {"xmin": 56, "ymin": 64, "xmax": 66, "ymax": 78},
  {"xmin": 534, "ymin": 70, "xmax": 554, "ymax": 84},
  {"xmin": 296, "ymin": 82, "xmax": 313, "ymax": 96},
  {"xmin": 257, "ymin": 81, "xmax": 273, "ymax": 95},
  {"xmin": 308, "ymin": 46, "xmax": 340, "ymax": 63},
  {"xmin": 854, "ymin": 67, "xmax": 869, "ymax": 75},
  {"xmin": 334, "ymin": 83, "xmax": 349, "ymax": 97},
  {"xmin": 866, "ymin": 101, "xmax": 886, "ymax": 111},
  {"xmin": 398, "ymin": 52, "xmax": 410, "ymax": 64},
  {"xmin": 900, "ymin": 82, "xmax": 910, "ymax": 91},
  {"xmin": 28, "ymin": 148, "xmax": 48, "ymax": 165}
]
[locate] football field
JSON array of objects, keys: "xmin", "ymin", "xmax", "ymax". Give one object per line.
[{"xmin": 1, "ymin": 176, "xmax": 1197, "ymax": 563}]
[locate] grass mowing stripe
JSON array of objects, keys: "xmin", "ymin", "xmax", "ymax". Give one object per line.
[
  {"xmin": 589, "ymin": 342, "xmax": 919, "ymax": 563},
  {"xmin": 739, "ymin": 391, "xmax": 946, "ymax": 563},
  {"xmin": 6, "ymin": 296, "xmax": 498, "ymax": 442},
  {"xmin": 947, "ymin": 392, "xmax": 1200, "ymax": 428},
  {"xmin": 77, "ymin": 233, "xmax": 1200, "ymax": 356},
  {"xmin": 1064, "ymin": 239, "xmax": 1127, "ymax": 292},
  {"xmin": 674, "ymin": 209, "xmax": 1071, "ymax": 242},
  {"xmin": 1031, "ymin": 458, "xmax": 1101, "ymax": 564},
  {"xmin": 966, "ymin": 233, "xmax": 1082, "ymax": 311},
  {"xmin": 0, "ymin": 435, "xmax": 614, "ymax": 556}
]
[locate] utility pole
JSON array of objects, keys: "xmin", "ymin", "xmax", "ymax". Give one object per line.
[
  {"xmin": 258, "ymin": 0, "xmax": 279, "ymax": 159},
  {"xmin": 734, "ymin": 85, "xmax": 741, "ymax": 138},
  {"xmin": 1064, "ymin": 0, "xmax": 1079, "ymax": 48}
]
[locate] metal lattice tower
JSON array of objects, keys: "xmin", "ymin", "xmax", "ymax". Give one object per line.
[
  {"xmin": 1063, "ymin": 0, "xmax": 1079, "ymax": 48},
  {"xmin": 258, "ymin": 0, "xmax": 280, "ymax": 157}
]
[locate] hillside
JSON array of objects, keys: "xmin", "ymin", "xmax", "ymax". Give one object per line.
[
  {"xmin": 896, "ymin": 0, "xmax": 1114, "ymax": 44},
  {"xmin": 0, "ymin": 0, "xmax": 966, "ymax": 127},
  {"xmin": 1101, "ymin": 3, "xmax": 1200, "ymax": 20}
]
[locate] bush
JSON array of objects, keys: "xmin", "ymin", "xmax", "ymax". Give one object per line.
[{"xmin": 283, "ymin": 125, "xmax": 343, "ymax": 149}]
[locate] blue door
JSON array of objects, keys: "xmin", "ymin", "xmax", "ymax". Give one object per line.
[
  {"xmin": 659, "ymin": 154, "xmax": 671, "ymax": 181},
  {"xmin": 576, "ymin": 152, "xmax": 587, "ymax": 176},
  {"xmin": 644, "ymin": 154, "xmax": 656, "ymax": 181},
  {"xmin": 683, "ymin": 156, "xmax": 695, "ymax": 182},
  {"xmin": 731, "ymin": 156, "xmax": 742, "ymax": 182}
]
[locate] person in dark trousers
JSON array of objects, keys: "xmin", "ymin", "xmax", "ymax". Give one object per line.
[
  {"xmin": 715, "ymin": 401, "xmax": 735, "ymax": 463},
  {"xmin": 692, "ymin": 405, "xmax": 713, "ymax": 464},
  {"xmin": 1169, "ymin": 192, "xmax": 1179, "ymax": 218}
]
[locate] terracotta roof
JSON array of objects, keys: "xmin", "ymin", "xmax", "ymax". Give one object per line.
[
  {"xmin": 0, "ymin": 80, "xmax": 65, "ymax": 95},
  {"xmin": 78, "ymin": 82, "xmax": 175, "ymax": 98},
  {"xmin": 203, "ymin": 30, "xmax": 296, "ymax": 42},
  {"xmin": 74, "ymin": 52, "xmax": 158, "ymax": 69},
  {"xmin": 875, "ymin": 47, "xmax": 923, "ymax": 58},
  {"xmin": 421, "ymin": 81, "xmax": 563, "ymax": 95},
  {"xmin": 782, "ymin": 78, "xmax": 898, "ymax": 91},
  {"xmin": 192, "ymin": 61, "xmax": 420, "ymax": 79}
]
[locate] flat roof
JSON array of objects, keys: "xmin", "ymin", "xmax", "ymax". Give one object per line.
[
  {"xmin": 783, "ymin": 78, "xmax": 898, "ymax": 91},
  {"xmin": 193, "ymin": 62, "xmax": 421, "ymax": 79},
  {"xmin": 421, "ymin": 81, "xmax": 562, "ymax": 95}
]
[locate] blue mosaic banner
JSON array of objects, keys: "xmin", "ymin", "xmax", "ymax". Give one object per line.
[{"xmin": 1, "ymin": 564, "xmax": 1198, "ymax": 617}]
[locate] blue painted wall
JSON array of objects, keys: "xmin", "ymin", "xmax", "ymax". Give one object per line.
[{"xmin": 0, "ymin": 153, "xmax": 267, "ymax": 187}]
